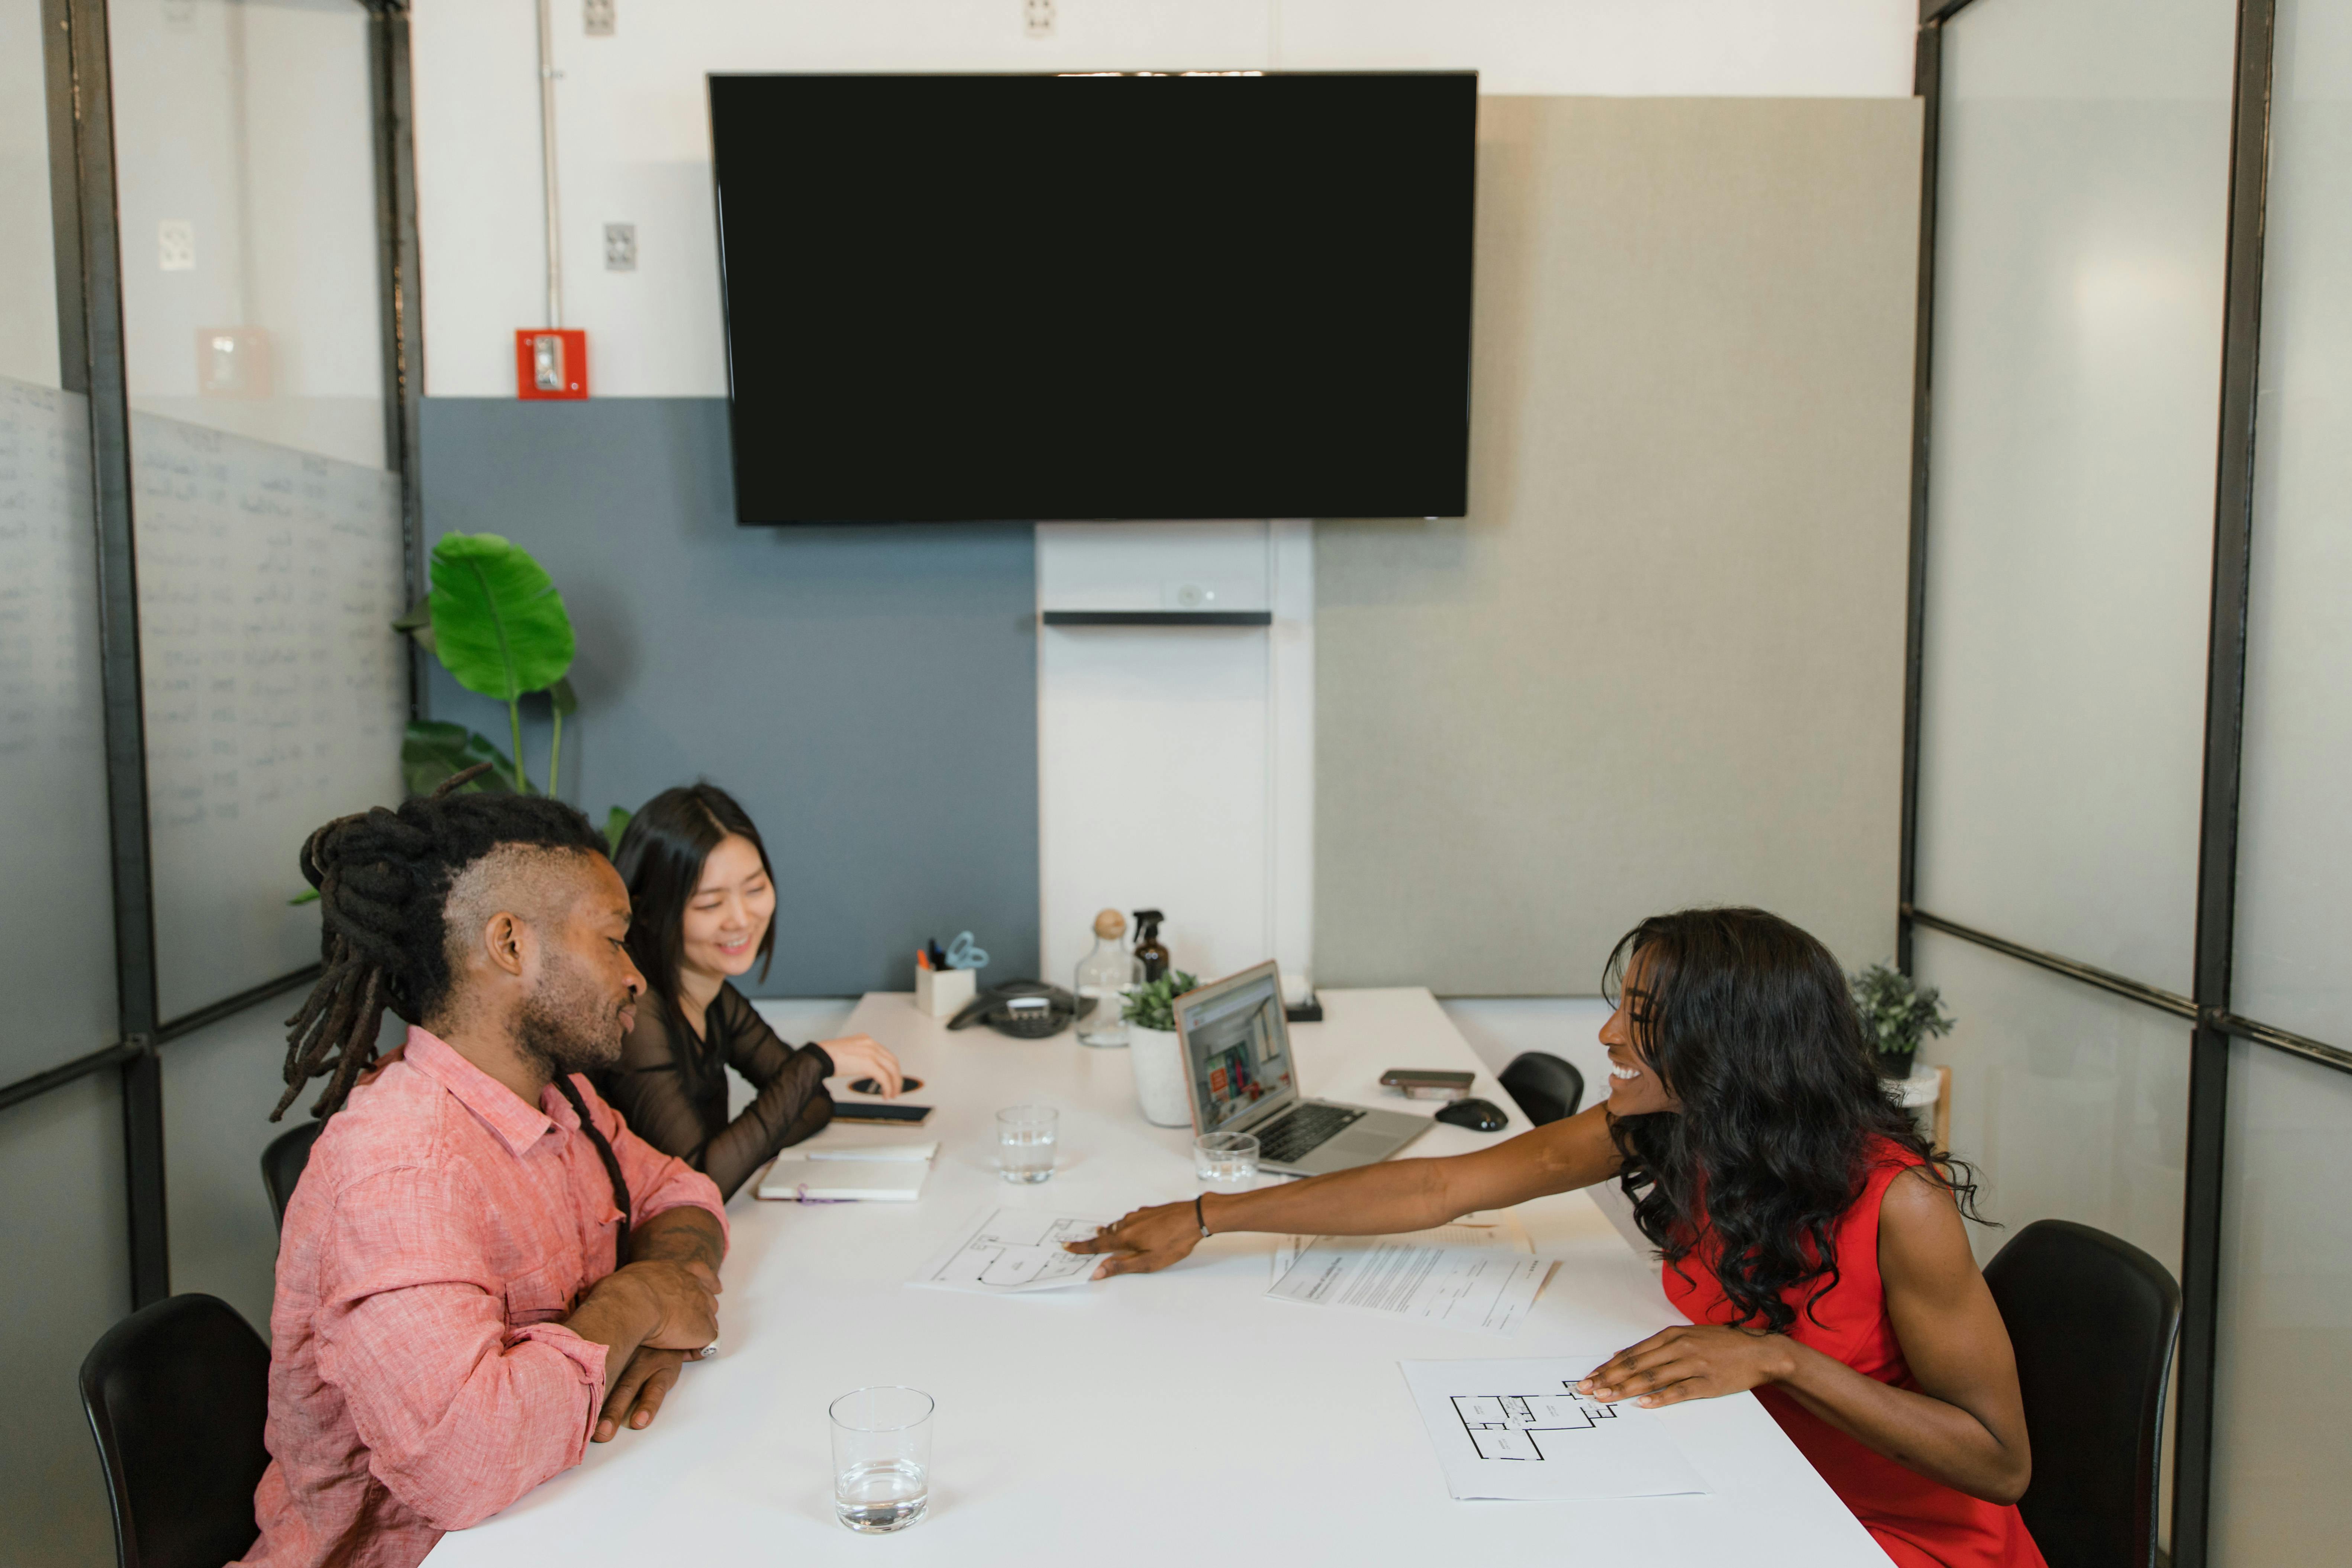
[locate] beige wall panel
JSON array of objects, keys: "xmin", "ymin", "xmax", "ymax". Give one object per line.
[{"xmin": 1316, "ymin": 96, "xmax": 1920, "ymax": 994}]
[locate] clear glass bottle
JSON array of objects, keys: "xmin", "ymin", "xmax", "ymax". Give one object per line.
[{"xmin": 1075, "ymin": 908, "xmax": 1142, "ymax": 1048}]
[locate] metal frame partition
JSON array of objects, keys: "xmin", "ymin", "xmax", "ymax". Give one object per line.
[
  {"xmin": 1901, "ymin": 1, "xmax": 2321, "ymax": 1564},
  {"xmin": 4, "ymin": 0, "xmax": 423, "ymax": 1307}
]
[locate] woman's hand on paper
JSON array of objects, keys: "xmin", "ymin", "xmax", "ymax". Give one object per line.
[
  {"xmin": 819, "ymin": 1033, "xmax": 903, "ymax": 1096},
  {"xmin": 1064, "ymin": 1201, "xmax": 1203, "ymax": 1278},
  {"xmin": 1577, "ymin": 1323, "xmax": 1797, "ymax": 1409}
]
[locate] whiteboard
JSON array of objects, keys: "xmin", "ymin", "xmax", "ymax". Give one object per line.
[
  {"xmin": 0, "ymin": 376, "xmax": 123, "ymax": 1082},
  {"xmin": 131, "ymin": 409, "xmax": 406, "ymax": 1021}
]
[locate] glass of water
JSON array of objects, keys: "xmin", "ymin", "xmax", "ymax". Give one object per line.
[
  {"xmin": 830, "ymin": 1385, "xmax": 933, "ymax": 1532},
  {"xmin": 997, "ymin": 1104, "xmax": 1058, "ymax": 1183},
  {"xmin": 1195, "ymin": 1130, "xmax": 1260, "ymax": 1188}
]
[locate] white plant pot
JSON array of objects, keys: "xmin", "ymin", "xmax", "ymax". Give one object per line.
[{"xmin": 1127, "ymin": 1026, "xmax": 1193, "ymax": 1128}]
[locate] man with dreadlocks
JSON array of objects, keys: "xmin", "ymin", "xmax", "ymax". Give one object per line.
[{"xmin": 236, "ymin": 772, "xmax": 729, "ymax": 1568}]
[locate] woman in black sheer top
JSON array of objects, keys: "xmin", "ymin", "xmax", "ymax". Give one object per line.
[{"xmin": 604, "ymin": 783, "xmax": 904, "ymax": 1200}]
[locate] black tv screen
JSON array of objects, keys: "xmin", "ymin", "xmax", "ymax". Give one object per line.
[{"xmin": 708, "ymin": 72, "xmax": 1476, "ymax": 523}]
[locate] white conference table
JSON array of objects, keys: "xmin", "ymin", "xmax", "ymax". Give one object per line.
[{"xmin": 429, "ymin": 987, "xmax": 1886, "ymax": 1567}]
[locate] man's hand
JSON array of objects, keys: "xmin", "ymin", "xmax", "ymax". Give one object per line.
[
  {"xmin": 1063, "ymin": 1201, "xmax": 1203, "ymax": 1278},
  {"xmin": 593, "ymin": 1346, "xmax": 688, "ymax": 1442},
  {"xmin": 1577, "ymin": 1324, "xmax": 1797, "ymax": 1409},
  {"xmin": 595, "ymin": 1256, "xmax": 720, "ymax": 1351}
]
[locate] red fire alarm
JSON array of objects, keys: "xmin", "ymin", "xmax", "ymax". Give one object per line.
[{"xmin": 515, "ymin": 328, "xmax": 588, "ymax": 399}]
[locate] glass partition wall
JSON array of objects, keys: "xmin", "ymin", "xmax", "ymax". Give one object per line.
[
  {"xmin": 1909, "ymin": 1, "xmax": 2346, "ymax": 1563},
  {"xmin": 0, "ymin": 4, "xmax": 417, "ymax": 1561}
]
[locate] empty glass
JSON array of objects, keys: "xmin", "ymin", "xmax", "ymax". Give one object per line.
[
  {"xmin": 997, "ymin": 1104, "xmax": 1058, "ymax": 1183},
  {"xmin": 830, "ymin": 1386, "xmax": 933, "ymax": 1532},
  {"xmin": 1195, "ymin": 1130, "xmax": 1260, "ymax": 1188}
]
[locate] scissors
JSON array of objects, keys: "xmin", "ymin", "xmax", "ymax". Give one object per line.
[{"xmin": 944, "ymin": 930, "xmax": 990, "ymax": 971}]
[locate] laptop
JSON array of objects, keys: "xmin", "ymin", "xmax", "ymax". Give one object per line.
[{"xmin": 1174, "ymin": 962, "xmax": 1430, "ymax": 1176}]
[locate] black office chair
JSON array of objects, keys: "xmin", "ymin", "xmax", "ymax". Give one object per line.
[
  {"xmin": 1983, "ymin": 1219, "xmax": 2181, "ymax": 1568},
  {"xmin": 261, "ymin": 1117, "xmax": 326, "ymax": 1231},
  {"xmin": 80, "ymin": 1293, "xmax": 271, "ymax": 1568},
  {"xmin": 1498, "ymin": 1052, "xmax": 1584, "ymax": 1126}
]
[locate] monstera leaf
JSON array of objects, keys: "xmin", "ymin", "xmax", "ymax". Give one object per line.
[
  {"xmin": 604, "ymin": 806, "xmax": 633, "ymax": 856},
  {"xmin": 401, "ymin": 721, "xmax": 519, "ymax": 798},
  {"xmin": 428, "ymin": 533, "xmax": 575, "ymax": 701}
]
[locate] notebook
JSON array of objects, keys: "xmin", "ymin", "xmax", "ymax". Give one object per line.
[{"xmin": 756, "ymin": 1155, "xmax": 930, "ymax": 1202}]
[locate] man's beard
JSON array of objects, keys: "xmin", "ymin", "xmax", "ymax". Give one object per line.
[{"xmin": 514, "ymin": 952, "xmax": 628, "ymax": 1078}]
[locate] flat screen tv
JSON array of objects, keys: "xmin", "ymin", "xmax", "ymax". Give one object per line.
[{"xmin": 708, "ymin": 71, "xmax": 1476, "ymax": 523}]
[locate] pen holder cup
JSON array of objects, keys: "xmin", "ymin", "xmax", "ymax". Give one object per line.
[{"xmin": 914, "ymin": 966, "xmax": 976, "ymax": 1019}]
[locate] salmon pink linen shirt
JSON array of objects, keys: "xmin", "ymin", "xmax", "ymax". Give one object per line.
[{"xmin": 235, "ymin": 1026, "xmax": 728, "ymax": 1568}]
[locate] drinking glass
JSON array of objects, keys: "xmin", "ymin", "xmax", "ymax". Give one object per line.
[
  {"xmin": 996, "ymin": 1104, "xmax": 1058, "ymax": 1183},
  {"xmin": 1194, "ymin": 1130, "xmax": 1260, "ymax": 1188},
  {"xmin": 830, "ymin": 1386, "xmax": 933, "ymax": 1532}
]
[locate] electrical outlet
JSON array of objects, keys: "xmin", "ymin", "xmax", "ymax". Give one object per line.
[
  {"xmin": 157, "ymin": 220, "xmax": 195, "ymax": 272},
  {"xmin": 1025, "ymin": 0, "xmax": 1054, "ymax": 38},
  {"xmin": 604, "ymin": 223, "xmax": 637, "ymax": 271},
  {"xmin": 584, "ymin": 0, "xmax": 614, "ymax": 37}
]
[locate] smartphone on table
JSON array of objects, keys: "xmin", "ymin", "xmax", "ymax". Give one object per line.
[
  {"xmin": 1378, "ymin": 1068, "xmax": 1475, "ymax": 1102},
  {"xmin": 830, "ymin": 1102, "xmax": 934, "ymax": 1125}
]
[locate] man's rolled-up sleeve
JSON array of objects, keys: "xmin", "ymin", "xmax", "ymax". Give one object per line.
[{"xmin": 313, "ymin": 1166, "xmax": 609, "ymax": 1532}]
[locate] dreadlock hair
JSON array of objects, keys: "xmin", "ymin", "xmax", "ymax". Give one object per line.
[
  {"xmin": 274, "ymin": 766, "xmax": 612, "ymax": 1122},
  {"xmin": 1602, "ymin": 907, "xmax": 1986, "ymax": 1333}
]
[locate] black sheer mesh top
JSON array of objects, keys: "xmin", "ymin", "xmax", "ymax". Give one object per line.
[{"xmin": 599, "ymin": 983, "xmax": 835, "ymax": 1201}]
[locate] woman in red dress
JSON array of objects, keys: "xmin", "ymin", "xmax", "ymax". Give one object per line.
[{"xmin": 1073, "ymin": 908, "xmax": 2045, "ymax": 1568}]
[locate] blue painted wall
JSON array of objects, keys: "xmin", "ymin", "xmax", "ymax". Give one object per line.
[{"xmin": 418, "ymin": 397, "xmax": 1039, "ymax": 996}]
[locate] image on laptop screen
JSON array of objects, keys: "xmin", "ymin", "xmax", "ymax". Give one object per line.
[{"xmin": 1180, "ymin": 975, "xmax": 1296, "ymax": 1133}]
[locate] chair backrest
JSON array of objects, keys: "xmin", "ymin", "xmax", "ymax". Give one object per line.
[
  {"xmin": 80, "ymin": 1293, "xmax": 271, "ymax": 1568},
  {"xmin": 261, "ymin": 1117, "xmax": 326, "ymax": 1231},
  {"xmin": 1983, "ymin": 1219, "xmax": 2181, "ymax": 1568},
  {"xmin": 1497, "ymin": 1051, "xmax": 1584, "ymax": 1126}
]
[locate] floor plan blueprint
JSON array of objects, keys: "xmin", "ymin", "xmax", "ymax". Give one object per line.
[
  {"xmin": 1400, "ymin": 1359, "xmax": 1710, "ymax": 1500},
  {"xmin": 910, "ymin": 1206, "xmax": 1107, "ymax": 1294},
  {"xmin": 1452, "ymin": 1390, "xmax": 1621, "ymax": 1460}
]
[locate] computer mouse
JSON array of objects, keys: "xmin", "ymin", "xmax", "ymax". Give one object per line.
[{"xmin": 1434, "ymin": 1097, "xmax": 1508, "ymax": 1133}]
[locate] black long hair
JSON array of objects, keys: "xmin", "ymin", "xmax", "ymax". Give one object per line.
[
  {"xmin": 611, "ymin": 783, "xmax": 778, "ymax": 1078},
  {"xmin": 277, "ymin": 768, "xmax": 609, "ymax": 1120},
  {"xmin": 1604, "ymin": 907, "xmax": 1983, "ymax": 1332}
]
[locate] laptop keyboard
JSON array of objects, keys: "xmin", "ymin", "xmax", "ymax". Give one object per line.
[{"xmin": 1254, "ymin": 1102, "xmax": 1365, "ymax": 1165}]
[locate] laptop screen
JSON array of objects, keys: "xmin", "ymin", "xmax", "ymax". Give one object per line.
[{"xmin": 1177, "ymin": 968, "xmax": 1297, "ymax": 1133}]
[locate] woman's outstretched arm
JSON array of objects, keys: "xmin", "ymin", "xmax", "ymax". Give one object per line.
[{"xmin": 1067, "ymin": 1101, "xmax": 1623, "ymax": 1277}]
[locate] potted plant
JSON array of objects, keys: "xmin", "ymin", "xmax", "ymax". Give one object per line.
[
  {"xmin": 1122, "ymin": 969, "xmax": 1199, "ymax": 1127},
  {"xmin": 297, "ymin": 535, "xmax": 627, "ymax": 906},
  {"xmin": 1850, "ymin": 962, "xmax": 1954, "ymax": 1080}
]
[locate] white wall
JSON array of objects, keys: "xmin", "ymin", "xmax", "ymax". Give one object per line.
[
  {"xmin": 410, "ymin": 0, "xmax": 1913, "ymax": 399},
  {"xmin": 407, "ymin": 0, "xmax": 1916, "ymax": 996},
  {"xmin": 1036, "ymin": 520, "xmax": 1313, "ymax": 987}
]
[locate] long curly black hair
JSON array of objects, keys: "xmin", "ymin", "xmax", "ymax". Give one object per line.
[
  {"xmin": 274, "ymin": 768, "xmax": 610, "ymax": 1121},
  {"xmin": 1604, "ymin": 907, "xmax": 1984, "ymax": 1332}
]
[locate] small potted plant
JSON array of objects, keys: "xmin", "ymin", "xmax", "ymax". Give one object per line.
[
  {"xmin": 1850, "ymin": 962, "xmax": 1954, "ymax": 1080},
  {"xmin": 1123, "ymin": 970, "xmax": 1199, "ymax": 1127}
]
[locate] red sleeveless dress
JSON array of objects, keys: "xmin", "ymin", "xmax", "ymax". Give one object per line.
[{"xmin": 1659, "ymin": 1138, "xmax": 2046, "ymax": 1568}]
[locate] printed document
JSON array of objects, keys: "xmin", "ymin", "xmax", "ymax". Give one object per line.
[
  {"xmin": 1399, "ymin": 1358, "xmax": 1710, "ymax": 1501},
  {"xmin": 910, "ymin": 1205, "xmax": 1106, "ymax": 1295},
  {"xmin": 1268, "ymin": 1217, "xmax": 1554, "ymax": 1335}
]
